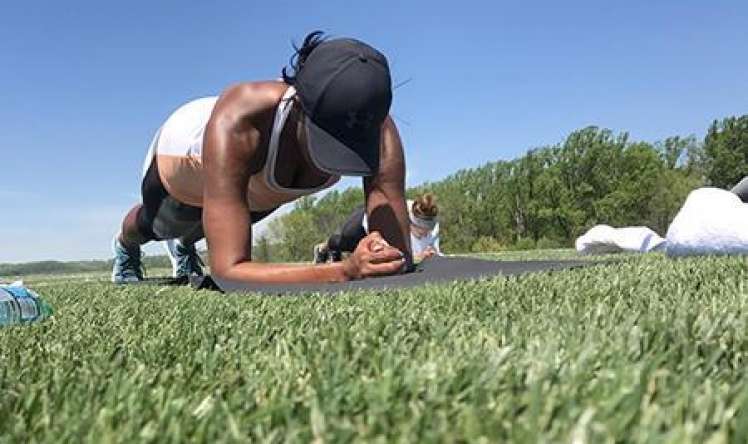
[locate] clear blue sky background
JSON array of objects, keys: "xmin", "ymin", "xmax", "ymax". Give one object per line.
[{"xmin": 1, "ymin": 0, "xmax": 747, "ymax": 262}]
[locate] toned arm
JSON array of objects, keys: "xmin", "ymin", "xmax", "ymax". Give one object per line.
[
  {"xmin": 202, "ymin": 85, "xmax": 405, "ymax": 283},
  {"xmin": 202, "ymin": 84, "xmax": 349, "ymax": 283},
  {"xmin": 364, "ymin": 116, "xmax": 413, "ymax": 268}
]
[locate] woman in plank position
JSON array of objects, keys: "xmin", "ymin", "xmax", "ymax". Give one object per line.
[
  {"xmin": 313, "ymin": 193, "xmax": 442, "ymax": 264},
  {"xmin": 112, "ymin": 31, "xmax": 412, "ymax": 284}
]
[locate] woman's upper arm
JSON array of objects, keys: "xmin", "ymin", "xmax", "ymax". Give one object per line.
[{"xmin": 201, "ymin": 86, "xmax": 266, "ymax": 276}]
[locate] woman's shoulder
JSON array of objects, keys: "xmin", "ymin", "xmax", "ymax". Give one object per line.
[{"xmin": 213, "ymin": 81, "xmax": 290, "ymax": 121}]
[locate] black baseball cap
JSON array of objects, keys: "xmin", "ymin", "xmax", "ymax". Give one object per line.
[{"xmin": 295, "ymin": 38, "xmax": 393, "ymax": 176}]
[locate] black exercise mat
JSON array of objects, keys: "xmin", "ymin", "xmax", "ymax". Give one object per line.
[
  {"xmin": 124, "ymin": 276, "xmax": 188, "ymax": 286},
  {"xmin": 190, "ymin": 256, "xmax": 593, "ymax": 295}
]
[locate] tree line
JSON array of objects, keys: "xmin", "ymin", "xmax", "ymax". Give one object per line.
[{"xmin": 256, "ymin": 115, "xmax": 748, "ymax": 262}]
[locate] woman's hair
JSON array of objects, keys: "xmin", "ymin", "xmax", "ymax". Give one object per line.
[
  {"xmin": 412, "ymin": 193, "xmax": 438, "ymax": 219},
  {"xmin": 282, "ymin": 31, "xmax": 327, "ymax": 85}
]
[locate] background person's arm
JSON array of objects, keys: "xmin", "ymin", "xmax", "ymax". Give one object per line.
[
  {"xmin": 364, "ymin": 116, "xmax": 413, "ymax": 269},
  {"xmin": 202, "ymin": 85, "xmax": 403, "ymax": 284}
]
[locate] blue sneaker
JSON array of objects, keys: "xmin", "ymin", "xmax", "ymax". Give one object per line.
[
  {"xmin": 111, "ymin": 237, "xmax": 144, "ymax": 283},
  {"xmin": 164, "ymin": 239, "xmax": 204, "ymax": 279}
]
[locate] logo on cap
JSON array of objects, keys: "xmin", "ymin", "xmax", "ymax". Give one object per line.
[{"xmin": 346, "ymin": 110, "xmax": 375, "ymax": 131}]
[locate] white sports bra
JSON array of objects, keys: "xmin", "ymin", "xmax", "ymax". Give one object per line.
[{"xmin": 149, "ymin": 85, "xmax": 340, "ymax": 210}]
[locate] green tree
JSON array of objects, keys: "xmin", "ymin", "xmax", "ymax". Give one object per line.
[
  {"xmin": 269, "ymin": 205, "xmax": 318, "ymax": 262},
  {"xmin": 703, "ymin": 115, "xmax": 748, "ymax": 188},
  {"xmin": 656, "ymin": 136, "xmax": 697, "ymax": 170},
  {"xmin": 253, "ymin": 235, "xmax": 273, "ymax": 262}
]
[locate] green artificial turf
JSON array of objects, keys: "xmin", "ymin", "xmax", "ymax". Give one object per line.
[{"xmin": 1, "ymin": 253, "xmax": 747, "ymax": 442}]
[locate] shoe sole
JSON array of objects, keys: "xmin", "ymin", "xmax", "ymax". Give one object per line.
[
  {"xmin": 312, "ymin": 245, "xmax": 328, "ymax": 264},
  {"xmin": 112, "ymin": 276, "xmax": 142, "ymax": 284}
]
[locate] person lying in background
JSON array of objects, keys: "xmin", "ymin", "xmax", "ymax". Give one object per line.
[{"xmin": 314, "ymin": 193, "xmax": 441, "ymax": 264}]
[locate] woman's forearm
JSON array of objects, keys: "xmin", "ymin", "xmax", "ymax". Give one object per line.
[{"xmin": 216, "ymin": 260, "xmax": 349, "ymax": 284}]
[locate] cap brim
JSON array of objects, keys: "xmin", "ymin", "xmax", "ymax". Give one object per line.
[{"xmin": 305, "ymin": 116, "xmax": 379, "ymax": 176}]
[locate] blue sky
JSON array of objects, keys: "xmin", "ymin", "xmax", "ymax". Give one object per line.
[{"xmin": 1, "ymin": 0, "xmax": 747, "ymax": 262}]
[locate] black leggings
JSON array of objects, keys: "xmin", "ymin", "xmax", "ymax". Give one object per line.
[
  {"xmin": 731, "ymin": 176, "xmax": 748, "ymax": 203},
  {"xmin": 136, "ymin": 159, "xmax": 277, "ymax": 242},
  {"xmin": 327, "ymin": 206, "xmax": 367, "ymax": 256}
]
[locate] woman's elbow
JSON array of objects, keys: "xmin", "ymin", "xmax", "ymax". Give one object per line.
[{"xmin": 209, "ymin": 256, "xmax": 243, "ymax": 281}]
